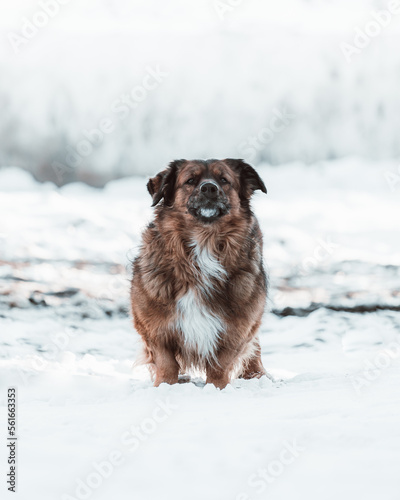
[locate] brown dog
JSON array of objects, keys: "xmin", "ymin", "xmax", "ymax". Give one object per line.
[{"xmin": 131, "ymin": 158, "xmax": 268, "ymax": 389}]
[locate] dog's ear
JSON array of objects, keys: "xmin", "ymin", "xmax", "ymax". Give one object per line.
[
  {"xmin": 147, "ymin": 160, "xmax": 185, "ymax": 207},
  {"xmin": 147, "ymin": 171, "xmax": 168, "ymax": 206},
  {"xmin": 225, "ymin": 159, "xmax": 267, "ymax": 200}
]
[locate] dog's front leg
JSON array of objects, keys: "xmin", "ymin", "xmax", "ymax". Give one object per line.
[
  {"xmin": 205, "ymin": 367, "xmax": 230, "ymax": 390},
  {"xmin": 239, "ymin": 335, "xmax": 267, "ymax": 380},
  {"xmin": 206, "ymin": 347, "xmax": 242, "ymax": 389},
  {"xmin": 153, "ymin": 344, "xmax": 179, "ymax": 387}
]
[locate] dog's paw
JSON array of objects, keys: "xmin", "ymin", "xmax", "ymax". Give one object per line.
[{"xmin": 178, "ymin": 374, "xmax": 191, "ymax": 384}]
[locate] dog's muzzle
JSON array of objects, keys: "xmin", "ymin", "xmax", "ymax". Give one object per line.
[{"xmin": 187, "ymin": 181, "xmax": 230, "ymax": 223}]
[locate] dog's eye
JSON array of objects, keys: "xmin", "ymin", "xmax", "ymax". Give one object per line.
[
  {"xmin": 220, "ymin": 177, "xmax": 229, "ymax": 184},
  {"xmin": 186, "ymin": 178, "xmax": 195, "ymax": 185}
]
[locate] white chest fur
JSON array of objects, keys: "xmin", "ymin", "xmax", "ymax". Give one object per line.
[
  {"xmin": 176, "ymin": 289, "xmax": 223, "ymax": 358},
  {"xmin": 190, "ymin": 240, "xmax": 227, "ymax": 285},
  {"xmin": 175, "ymin": 241, "xmax": 227, "ymax": 358}
]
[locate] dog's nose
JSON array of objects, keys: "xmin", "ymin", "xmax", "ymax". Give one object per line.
[{"xmin": 200, "ymin": 182, "xmax": 219, "ymax": 199}]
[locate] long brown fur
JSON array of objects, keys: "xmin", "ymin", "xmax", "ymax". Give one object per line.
[{"xmin": 130, "ymin": 158, "xmax": 268, "ymax": 389}]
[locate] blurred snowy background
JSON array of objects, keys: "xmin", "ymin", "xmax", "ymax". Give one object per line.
[
  {"xmin": 1, "ymin": 2, "xmax": 400, "ymax": 500},
  {"xmin": 1, "ymin": 0, "xmax": 400, "ymax": 184}
]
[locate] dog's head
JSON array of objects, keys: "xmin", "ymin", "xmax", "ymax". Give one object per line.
[{"xmin": 147, "ymin": 159, "xmax": 266, "ymax": 224}]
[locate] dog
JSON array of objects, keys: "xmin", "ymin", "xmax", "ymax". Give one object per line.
[{"xmin": 131, "ymin": 158, "xmax": 268, "ymax": 389}]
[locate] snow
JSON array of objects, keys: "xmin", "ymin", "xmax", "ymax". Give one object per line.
[
  {"xmin": 1, "ymin": 159, "xmax": 400, "ymax": 499},
  {"xmin": 1, "ymin": 1, "xmax": 400, "ymax": 183}
]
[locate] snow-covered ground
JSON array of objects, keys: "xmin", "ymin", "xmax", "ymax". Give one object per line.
[{"xmin": 1, "ymin": 159, "xmax": 400, "ymax": 499}]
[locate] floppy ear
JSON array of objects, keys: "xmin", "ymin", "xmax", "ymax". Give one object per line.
[
  {"xmin": 225, "ymin": 159, "xmax": 267, "ymax": 199},
  {"xmin": 147, "ymin": 171, "xmax": 167, "ymax": 206},
  {"xmin": 147, "ymin": 160, "xmax": 184, "ymax": 207}
]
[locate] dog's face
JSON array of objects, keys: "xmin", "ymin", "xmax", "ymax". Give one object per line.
[
  {"xmin": 147, "ymin": 159, "xmax": 266, "ymax": 224},
  {"xmin": 178, "ymin": 160, "xmax": 235, "ymax": 223}
]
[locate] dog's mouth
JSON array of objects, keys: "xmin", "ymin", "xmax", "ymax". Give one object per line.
[{"xmin": 188, "ymin": 201, "xmax": 229, "ymax": 223}]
